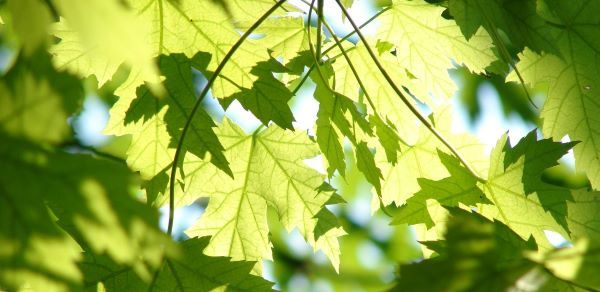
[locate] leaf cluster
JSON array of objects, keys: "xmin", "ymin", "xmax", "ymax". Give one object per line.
[{"xmin": 1, "ymin": 0, "xmax": 600, "ymax": 291}]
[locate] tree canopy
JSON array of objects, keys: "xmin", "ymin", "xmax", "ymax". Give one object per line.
[{"xmin": 1, "ymin": 0, "xmax": 599, "ymax": 291}]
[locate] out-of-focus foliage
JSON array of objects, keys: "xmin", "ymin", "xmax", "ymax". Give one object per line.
[{"xmin": 1, "ymin": 0, "xmax": 600, "ymax": 291}]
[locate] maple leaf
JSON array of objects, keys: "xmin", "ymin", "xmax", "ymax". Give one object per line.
[
  {"xmin": 395, "ymin": 208, "xmax": 538, "ymax": 291},
  {"xmin": 80, "ymin": 237, "xmax": 273, "ymax": 291},
  {"xmin": 225, "ymin": 58, "xmax": 296, "ymax": 130},
  {"xmin": 392, "ymin": 151, "xmax": 489, "ymax": 228},
  {"xmin": 52, "ymin": 0, "xmax": 295, "ymax": 111},
  {"xmin": 311, "ymin": 62, "xmax": 375, "ymax": 177},
  {"xmin": 51, "ymin": 0, "xmax": 160, "ymax": 92},
  {"xmin": 104, "ymin": 53, "xmax": 229, "ymax": 180},
  {"xmin": 478, "ymin": 132, "xmax": 577, "ymax": 248},
  {"xmin": 498, "ymin": 0, "xmax": 600, "ymax": 189},
  {"xmin": 377, "ymin": 0, "xmax": 495, "ymax": 100},
  {"xmin": 530, "ymin": 238, "xmax": 600, "ymax": 291},
  {"xmin": 182, "ymin": 119, "xmax": 345, "ymax": 271},
  {"xmin": 0, "ymin": 134, "xmax": 170, "ymax": 292},
  {"xmin": 448, "ymin": 0, "xmax": 560, "ymax": 55},
  {"xmin": 394, "ymin": 130, "xmax": 600, "ymax": 250},
  {"xmin": 3, "ymin": 0, "xmax": 52, "ymax": 55},
  {"xmin": 375, "ymin": 106, "xmax": 488, "ymax": 211},
  {"xmin": 330, "ymin": 42, "xmax": 421, "ymax": 144},
  {"xmin": 0, "ymin": 51, "xmax": 84, "ymax": 144}
]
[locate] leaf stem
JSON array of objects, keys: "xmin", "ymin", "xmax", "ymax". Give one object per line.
[
  {"xmin": 61, "ymin": 140, "xmax": 125, "ymax": 163},
  {"xmin": 167, "ymin": 0, "xmax": 287, "ymax": 235},
  {"xmin": 475, "ymin": 1, "xmax": 536, "ymax": 109},
  {"xmin": 334, "ymin": 0, "xmax": 486, "ymax": 183},
  {"xmin": 321, "ymin": 6, "xmax": 390, "ymax": 55},
  {"xmin": 290, "ymin": 3, "xmax": 389, "ymax": 98},
  {"xmin": 291, "ymin": 65, "xmax": 315, "ymax": 96},
  {"xmin": 316, "ymin": 0, "xmax": 324, "ymax": 63},
  {"xmin": 306, "ymin": 1, "xmax": 393, "ymax": 217},
  {"xmin": 299, "ymin": 0, "xmax": 391, "ymax": 123},
  {"xmin": 320, "ymin": 14, "xmax": 398, "ymax": 218},
  {"xmin": 320, "ymin": 14, "xmax": 384, "ymax": 130}
]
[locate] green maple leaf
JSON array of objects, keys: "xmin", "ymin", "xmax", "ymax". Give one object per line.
[
  {"xmin": 80, "ymin": 237, "xmax": 273, "ymax": 291},
  {"xmin": 51, "ymin": 0, "xmax": 160, "ymax": 93},
  {"xmin": 313, "ymin": 72, "xmax": 347, "ymax": 176},
  {"xmin": 0, "ymin": 134, "xmax": 170, "ymax": 292},
  {"xmin": 395, "ymin": 208, "xmax": 538, "ymax": 292},
  {"xmin": 370, "ymin": 115, "xmax": 401, "ymax": 165},
  {"xmin": 508, "ymin": 10, "xmax": 600, "ymax": 190},
  {"xmin": 530, "ymin": 238, "xmax": 600, "ymax": 291},
  {"xmin": 0, "ymin": 51, "xmax": 84, "ymax": 144},
  {"xmin": 392, "ymin": 151, "xmax": 489, "ymax": 228},
  {"xmin": 160, "ymin": 54, "xmax": 230, "ymax": 174},
  {"xmin": 478, "ymin": 132, "xmax": 576, "ymax": 248},
  {"xmin": 448, "ymin": 0, "xmax": 560, "ymax": 54},
  {"xmin": 330, "ymin": 42, "xmax": 421, "ymax": 144},
  {"xmin": 52, "ymin": 0, "xmax": 292, "ymax": 120},
  {"xmin": 310, "ymin": 61, "xmax": 386, "ymax": 192},
  {"xmin": 377, "ymin": 0, "xmax": 495, "ymax": 100},
  {"xmin": 225, "ymin": 58, "xmax": 296, "ymax": 130},
  {"xmin": 181, "ymin": 119, "xmax": 345, "ymax": 271},
  {"xmin": 105, "ymin": 53, "xmax": 230, "ymax": 180},
  {"xmin": 375, "ymin": 106, "xmax": 488, "ymax": 211},
  {"xmin": 565, "ymin": 189, "xmax": 600, "ymax": 241},
  {"xmin": 3, "ymin": 0, "xmax": 52, "ymax": 55},
  {"xmin": 393, "ymin": 129, "xmax": 598, "ymax": 249},
  {"xmin": 311, "ymin": 62, "xmax": 375, "ymax": 177},
  {"xmin": 239, "ymin": 16, "xmax": 309, "ymax": 61},
  {"xmin": 355, "ymin": 141, "xmax": 383, "ymax": 195}
]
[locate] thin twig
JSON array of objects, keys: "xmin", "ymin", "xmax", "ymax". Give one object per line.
[
  {"xmin": 166, "ymin": 0, "xmax": 287, "ymax": 235},
  {"xmin": 306, "ymin": 1, "xmax": 394, "ymax": 217},
  {"xmin": 61, "ymin": 140, "xmax": 125, "ymax": 163},
  {"xmin": 316, "ymin": 0, "xmax": 324, "ymax": 62},
  {"xmin": 334, "ymin": 0, "xmax": 486, "ymax": 183}
]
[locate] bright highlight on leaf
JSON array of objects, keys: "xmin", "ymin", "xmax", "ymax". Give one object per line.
[{"xmin": 183, "ymin": 119, "xmax": 345, "ymax": 271}]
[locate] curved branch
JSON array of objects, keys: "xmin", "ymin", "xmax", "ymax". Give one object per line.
[
  {"xmin": 306, "ymin": 1, "xmax": 394, "ymax": 217},
  {"xmin": 166, "ymin": 0, "xmax": 287, "ymax": 235},
  {"xmin": 321, "ymin": 6, "xmax": 390, "ymax": 55},
  {"xmin": 333, "ymin": 0, "xmax": 486, "ymax": 183}
]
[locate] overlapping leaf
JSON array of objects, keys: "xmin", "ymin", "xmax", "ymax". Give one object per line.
[
  {"xmin": 51, "ymin": 0, "xmax": 159, "ymax": 91},
  {"xmin": 377, "ymin": 0, "xmax": 495, "ymax": 100},
  {"xmin": 393, "ymin": 130, "xmax": 599, "ymax": 249},
  {"xmin": 0, "ymin": 51, "xmax": 83, "ymax": 144},
  {"xmin": 105, "ymin": 53, "xmax": 229, "ymax": 181},
  {"xmin": 395, "ymin": 208, "xmax": 540, "ymax": 291},
  {"xmin": 0, "ymin": 134, "xmax": 170, "ymax": 292},
  {"xmin": 375, "ymin": 106, "xmax": 487, "ymax": 211},
  {"xmin": 80, "ymin": 237, "xmax": 273, "ymax": 291},
  {"xmin": 330, "ymin": 42, "xmax": 421, "ymax": 144},
  {"xmin": 311, "ymin": 62, "xmax": 376, "ymax": 176},
  {"xmin": 226, "ymin": 58, "xmax": 296, "ymax": 130},
  {"xmin": 448, "ymin": 0, "xmax": 559, "ymax": 55},
  {"xmin": 503, "ymin": 0, "xmax": 600, "ymax": 189},
  {"xmin": 52, "ymin": 0, "xmax": 294, "ymax": 120},
  {"xmin": 392, "ymin": 151, "xmax": 489, "ymax": 228}
]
